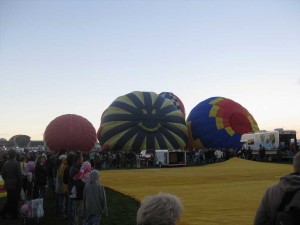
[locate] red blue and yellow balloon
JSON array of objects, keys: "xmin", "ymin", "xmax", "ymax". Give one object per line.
[{"xmin": 187, "ymin": 97, "xmax": 259, "ymax": 149}]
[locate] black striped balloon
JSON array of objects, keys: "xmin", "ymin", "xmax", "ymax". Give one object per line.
[{"xmin": 98, "ymin": 91, "xmax": 188, "ymax": 152}]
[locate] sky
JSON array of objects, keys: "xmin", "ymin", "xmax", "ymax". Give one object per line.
[{"xmin": 0, "ymin": 0, "xmax": 299, "ymax": 141}]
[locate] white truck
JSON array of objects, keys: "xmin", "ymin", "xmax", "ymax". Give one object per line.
[
  {"xmin": 155, "ymin": 150, "xmax": 186, "ymax": 167},
  {"xmin": 240, "ymin": 129, "xmax": 298, "ymax": 161}
]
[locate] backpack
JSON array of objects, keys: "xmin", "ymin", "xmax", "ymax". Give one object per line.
[
  {"xmin": 274, "ymin": 190, "xmax": 300, "ymax": 225},
  {"xmin": 275, "ymin": 207, "xmax": 300, "ymax": 225}
]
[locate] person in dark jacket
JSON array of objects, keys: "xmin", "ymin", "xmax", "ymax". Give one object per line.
[
  {"xmin": 254, "ymin": 151, "xmax": 300, "ymax": 225},
  {"xmin": 34, "ymin": 154, "xmax": 48, "ymax": 199},
  {"xmin": 67, "ymin": 153, "xmax": 83, "ymax": 225},
  {"xmin": 0, "ymin": 149, "xmax": 23, "ymax": 219}
]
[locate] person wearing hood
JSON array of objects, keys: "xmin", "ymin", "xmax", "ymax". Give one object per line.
[
  {"xmin": 254, "ymin": 151, "xmax": 300, "ymax": 225},
  {"xmin": 82, "ymin": 170, "xmax": 107, "ymax": 225},
  {"xmin": 72, "ymin": 161, "xmax": 92, "ymax": 225}
]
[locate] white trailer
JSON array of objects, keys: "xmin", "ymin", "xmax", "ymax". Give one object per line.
[
  {"xmin": 240, "ymin": 129, "xmax": 297, "ymax": 161},
  {"xmin": 155, "ymin": 150, "xmax": 186, "ymax": 167}
]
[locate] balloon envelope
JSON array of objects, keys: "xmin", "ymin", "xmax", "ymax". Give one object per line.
[
  {"xmin": 187, "ymin": 97, "xmax": 259, "ymax": 149},
  {"xmin": 98, "ymin": 91, "xmax": 188, "ymax": 152},
  {"xmin": 159, "ymin": 92, "xmax": 186, "ymax": 118},
  {"xmin": 44, "ymin": 114, "xmax": 97, "ymax": 152},
  {"xmin": 9, "ymin": 135, "xmax": 31, "ymax": 148}
]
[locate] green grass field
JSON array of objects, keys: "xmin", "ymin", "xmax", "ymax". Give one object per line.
[{"xmin": 0, "ymin": 187, "xmax": 139, "ymax": 225}]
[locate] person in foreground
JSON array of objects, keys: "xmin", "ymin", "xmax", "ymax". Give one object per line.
[
  {"xmin": 254, "ymin": 151, "xmax": 300, "ymax": 225},
  {"xmin": 0, "ymin": 149, "xmax": 22, "ymax": 220},
  {"xmin": 82, "ymin": 170, "xmax": 107, "ymax": 225},
  {"xmin": 137, "ymin": 193, "xmax": 183, "ymax": 225}
]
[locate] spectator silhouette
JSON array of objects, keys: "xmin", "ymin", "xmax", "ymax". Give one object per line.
[
  {"xmin": 254, "ymin": 151, "xmax": 300, "ymax": 225},
  {"xmin": 0, "ymin": 149, "xmax": 22, "ymax": 219}
]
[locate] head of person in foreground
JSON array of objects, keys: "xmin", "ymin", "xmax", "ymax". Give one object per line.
[{"xmin": 136, "ymin": 193, "xmax": 183, "ymax": 225}]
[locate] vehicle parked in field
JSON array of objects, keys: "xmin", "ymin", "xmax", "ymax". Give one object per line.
[
  {"xmin": 139, "ymin": 150, "xmax": 154, "ymax": 160},
  {"xmin": 155, "ymin": 150, "xmax": 186, "ymax": 167},
  {"xmin": 240, "ymin": 129, "xmax": 297, "ymax": 161}
]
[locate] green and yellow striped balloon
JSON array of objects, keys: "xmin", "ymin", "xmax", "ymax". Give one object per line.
[{"xmin": 98, "ymin": 91, "xmax": 188, "ymax": 152}]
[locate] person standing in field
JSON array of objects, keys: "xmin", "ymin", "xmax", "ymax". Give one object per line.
[
  {"xmin": 254, "ymin": 151, "xmax": 300, "ymax": 225},
  {"xmin": 72, "ymin": 160, "xmax": 92, "ymax": 225},
  {"xmin": 34, "ymin": 154, "xmax": 48, "ymax": 199},
  {"xmin": 55, "ymin": 155, "xmax": 68, "ymax": 217},
  {"xmin": 82, "ymin": 170, "xmax": 108, "ymax": 225},
  {"xmin": 20, "ymin": 155, "xmax": 28, "ymax": 195},
  {"xmin": 0, "ymin": 149, "xmax": 22, "ymax": 220},
  {"xmin": 67, "ymin": 153, "xmax": 83, "ymax": 225}
]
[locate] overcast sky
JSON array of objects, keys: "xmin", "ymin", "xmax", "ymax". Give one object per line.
[{"xmin": 0, "ymin": 0, "xmax": 299, "ymax": 140}]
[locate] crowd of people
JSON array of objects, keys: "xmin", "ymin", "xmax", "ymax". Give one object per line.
[
  {"xmin": 0, "ymin": 148, "xmax": 300, "ymax": 225},
  {"xmin": 0, "ymin": 149, "xmax": 108, "ymax": 225}
]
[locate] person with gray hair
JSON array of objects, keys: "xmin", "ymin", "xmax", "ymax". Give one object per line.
[
  {"xmin": 137, "ymin": 193, "xmax": 183, "ymax": 225},
  {"xmin": 254, "ymin": 151, "xmax": 300, "ymax": 225}
]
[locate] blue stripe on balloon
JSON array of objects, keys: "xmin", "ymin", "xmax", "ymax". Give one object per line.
[
  {"xmin": 100, "ymin": 121, "xmax": 137, "ymax": 144},
  {"xmin": 160, "ymin": 105, "xmax": 178, "ymax": 115},
  {"xmin": 161, "ymin": 122, "xmax": 187, "ymax": 143},
  {"xmin": 110, "ymin": 101, "xmax": 140, "ymax": 114},
  {"xmin": 143, "ymin": 92, "xmax": 153, "ymax": 112},
  {"xmin": 160, "ymin": 127, "xmax": 180, "ymax": 149},
  {"xmin": 153, "ymin": 95, "xmax": 165, "ymax": 110},
  {"xmin": 102, "ymin": 114, "xmax": 139, "ymax": 123},
  {"xmin": 146, "ymin": 133, "xmax": 155, "ymax": 150},
  {"xmin": 114, "ymin": 126, "xmax": 141, "ymax": 150},
  {"xmin": 127, "ymin": 92, "xmax": 145, "ymax": 108},
  {"xmin": 154, "ymin": 132, "xmax": 168, "ymax": 149},
  {"xmin": 132, "ymin": 131, "xmax": 146, "ymax": 151}
]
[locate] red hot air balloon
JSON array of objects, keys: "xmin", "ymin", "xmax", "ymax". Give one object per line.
[{"xmin": 44, "ymin": 114, "xmax": 97, "ymax": 152}]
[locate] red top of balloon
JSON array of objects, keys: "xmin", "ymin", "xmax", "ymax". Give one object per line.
[{"xmin": 44, "ymin": 114, "xmax": 96, "ymax": 152}]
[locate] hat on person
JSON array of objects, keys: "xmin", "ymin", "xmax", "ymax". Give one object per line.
[
  {"xmin": 73, "ymin": 161, "xmax": 93, "ymax": 183},
  {"xmin": 59, "ymin": 155, "xmax": 67, "ymax": 160},
  {"xmin": 42, "ymin": 153, "xmax": 47, "ymax": 159}
]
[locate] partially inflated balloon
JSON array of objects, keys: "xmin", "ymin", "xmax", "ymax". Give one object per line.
[
  {"xmin": 98, "ymin": 91, "xmax": 188, "ymax": 152},
  {"xmin": 9, "ymin": 135, "xmax": 31, "ymax": 148},
  {"xmin": 187, "ymin": 97, "xmax": 259, "ymax": 149},
  {"xmin": 44, "ymin": 114, "xmax": 96, "ymax": 152},
  {"xmin": 159, "ymin": 92, "xmax": 186, "ymax": 118}
]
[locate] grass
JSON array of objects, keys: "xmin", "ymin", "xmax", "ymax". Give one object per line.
[
  {"xmin": 102, "ymin": 188, "xmax": 140, "ymax": 225},
  {"xmin": 0, "ymin": 187, "xmax": 140, "ymax": 225}
]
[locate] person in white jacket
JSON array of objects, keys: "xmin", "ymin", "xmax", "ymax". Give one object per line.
[
  {"xmin": 82, "ymin": 170, "xmax": 107, "ymax": 225},
  {"xmin": 254, "ymin": 152, "xmax": 300, "ymax": 225}
]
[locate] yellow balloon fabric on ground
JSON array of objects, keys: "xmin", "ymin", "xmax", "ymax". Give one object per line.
[{"xmin": 101, "ymin": 158, "xmax": 291, "ymax": 225}]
